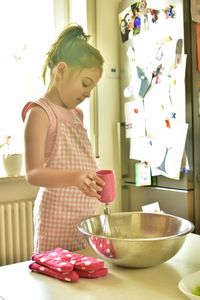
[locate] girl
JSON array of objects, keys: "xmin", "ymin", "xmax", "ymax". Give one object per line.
[{"xmin": 22, "ymin": 24, "xmax": 105, "ymax": 253}]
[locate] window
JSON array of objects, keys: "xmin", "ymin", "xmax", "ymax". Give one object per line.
[
  {"xmin": 0, "ymin": 0, "xmax": 89, "ymax": 158},
  {"xmin": 0, "ymin": 0, "xmax": 56, "ymax": 154},
  {"xmin": 68, "ymin": 0, "xmax": 90, "ymax": 134}
]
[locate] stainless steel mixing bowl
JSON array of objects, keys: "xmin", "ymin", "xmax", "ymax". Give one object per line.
[{"xmin": 78, "ymin": 212, "xmax": 194, "ymax": 268}]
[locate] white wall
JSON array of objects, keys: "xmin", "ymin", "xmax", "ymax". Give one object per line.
[
  {"xmin": 95, "ymin": 0, "xmax": 122, "ymax": 212},
  {"xmin": 0, "ymin": 177, "xmax": 38, "ymax": 203}
]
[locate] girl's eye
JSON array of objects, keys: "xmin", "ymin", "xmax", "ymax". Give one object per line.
[
  {"xmin": 82, "ymin": 82, "xmax": 89, "ymax": 87},
  {"xmin": 82, "ymin": 79, "xmax": 93, "ymax": 88}
]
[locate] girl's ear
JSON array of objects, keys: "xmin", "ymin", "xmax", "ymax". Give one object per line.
[{"xmin": 56, "ymin": 61, "xmax": 67, "ymax": 78}]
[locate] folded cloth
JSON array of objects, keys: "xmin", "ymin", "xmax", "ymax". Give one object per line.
[
  {"xmin": 30, "ymin": 248, "xmax": 109, "ymax": 282},
  {"xmin": 76, "ymin": 267, "xmax": 108, "ymax": 278},
  {"xmin": 32, "ymin": 248, "xmax": 105, "ymax": 272},
  {"xmin": 32, "ymin": 248, "xmax": 74, "ymax": 273},
  {"xmin": 67, "ymin": 253, "xmax": 105, "ymax": 271},
  {"xmin": 29, "ymin": 262, "xmax": 79, "ymax": 282}
]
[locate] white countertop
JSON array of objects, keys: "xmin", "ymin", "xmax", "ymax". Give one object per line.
[{"xmin": 0, "ymin": 233, "xmax": 199, "ymax": 300}]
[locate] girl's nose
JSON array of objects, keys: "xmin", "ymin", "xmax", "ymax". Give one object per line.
[{"xmin": 84, "ymin": 90, "xmax": 91, "ymax": 98}]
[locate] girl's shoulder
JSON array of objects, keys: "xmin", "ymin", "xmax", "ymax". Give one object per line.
[
  {"xmin": 22, "ymin": 98, "xmax": 56, "ymax": 124},
  {"xmin": 22, "ymin": 98, "xmax": 84, "ymax": 127},
  {"xmin": 22, "ymin": 101, "xmax": 38, "ymax": 122}
]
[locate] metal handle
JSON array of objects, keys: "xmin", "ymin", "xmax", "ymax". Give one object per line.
[
  {"xmin": 117, "ymin": 122, "xmax": 129, "ymax": 178},
  {"xmin": 117, "ymin": 122, "xmax": 122, "ymax": 176},
  {"xmin": 104, "ymin": 204, "xmax": 111, "ymax": 215}
]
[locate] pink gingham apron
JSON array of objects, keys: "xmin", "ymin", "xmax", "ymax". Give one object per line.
[{"xmin": 22, "ymin": 98, "xmax": 99, "ymax": 253}]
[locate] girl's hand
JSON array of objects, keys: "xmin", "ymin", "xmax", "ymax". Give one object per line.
[{"xmin": 77, "ymin": 172, "xmax": 105, "ymax": 199}]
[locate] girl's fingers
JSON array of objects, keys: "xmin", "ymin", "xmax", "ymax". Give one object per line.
[
  {"xmin": 84, "ymin": 174, "xmax": 103, "ymax": 192},
  {"xmin": 79, "ymin": 172, "xmax": 105, "ymax": 199},
  {"xmin": 80, "ymin": 185, "xmax": 101, "ymax": 199},
  {"xmin": 93, "ymin": 175, "xmax": 105, "ymax": 186},
  {"xmin": 89, "ymin": 180, "xmax": 103, "ymax": 192}
]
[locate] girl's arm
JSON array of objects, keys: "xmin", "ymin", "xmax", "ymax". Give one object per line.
[{"xmin": 24, "ymin": 106, "xmax": 103, "ymax": 199}]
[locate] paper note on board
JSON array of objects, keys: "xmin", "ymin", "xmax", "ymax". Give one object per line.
[
  {"xmin": 169, "ymin": 54, "xmax": 187, "ymax": 123},
  {"xmin": 135, "ymin": 162, "xmax": 151, "ymax": 186},
  {"xmin": 124, "ymin": 100, "xmax": 146, "ymax": 138},
  {"xmin": 130, "ymin": 122, "xmax": 188, "ymax": 180},
  {"xmin": 151, "ymin": 122, "xmax": 188, "ymax": 179},
  {"xmin": 130, "ymin": 135, "xmax": 166, "ymax": 163},
  {"xmin": 142, "ymin": 202, "xmax": 162, "ymax": 213}
]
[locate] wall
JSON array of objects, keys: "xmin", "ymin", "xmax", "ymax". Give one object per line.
[
  {"xmin": 95, "ymin": 0, "xmax": 121, "ymax": 212},
  {"xmin": 0, "ymin": 150, "xmax": 38, "ymax": 202},
  {"xmin": 0, "ymin": 176, "xmax": 38, "ymax": 203}
]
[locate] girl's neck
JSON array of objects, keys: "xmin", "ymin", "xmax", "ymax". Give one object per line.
[{"xmin": 45, "ymin": 87, "xmax": 68, "ymax": 109}]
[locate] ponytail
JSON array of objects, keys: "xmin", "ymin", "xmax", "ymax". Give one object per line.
[{"xmin": 42, "ymin": 23, "xmax": 104, "ymax": 84}]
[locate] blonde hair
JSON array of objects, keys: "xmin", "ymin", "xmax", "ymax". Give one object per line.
[{"xmin": 42, "ymin": 23, "xmax": 104, "ymax": 84}]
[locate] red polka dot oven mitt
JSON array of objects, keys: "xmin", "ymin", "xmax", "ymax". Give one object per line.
[
  {"xmin": 29, "ymin": 262, "xmax": 79, "ymax": 282},
  {"xmin": 29, "ymin": 248, "xmax": 108, "ymax": 282}
]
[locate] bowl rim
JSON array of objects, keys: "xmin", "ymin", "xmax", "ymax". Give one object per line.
[
  {"xmin": 178, "ymin": 271, "xmax": 200, "ymax": 298},
  {"xmin": 77, "ymin": 211, "xmax": 195, "ymax": 241},
  {"xmin": 77, "ymin": 211, "xmax": 195, "ymax": 242}
]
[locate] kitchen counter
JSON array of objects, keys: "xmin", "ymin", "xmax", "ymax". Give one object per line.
[{"xmin": 0, "ymin": 233, "xmax": 199, "ymax": 300}]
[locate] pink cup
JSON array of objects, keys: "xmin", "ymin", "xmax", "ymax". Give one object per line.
[{"xmin": 96, "ymin": 170, "xmax": 115, "ymax": 204}]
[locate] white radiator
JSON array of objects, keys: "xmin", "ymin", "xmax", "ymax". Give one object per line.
[{"xmin": 0, "ymin": 198, "xmax": 34, "ymax": 266}]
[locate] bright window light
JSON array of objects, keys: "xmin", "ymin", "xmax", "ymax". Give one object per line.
[
  {"xmin": 0, "ymin": 0, "xmax": 89, "ymax": 159},
  {"xmin": 0, "ymin": 0, "xmax": 55, "ymax": 153},
  {"xmin": 69, "ymin": 0, "xmax": 90, "ymax": 135}
]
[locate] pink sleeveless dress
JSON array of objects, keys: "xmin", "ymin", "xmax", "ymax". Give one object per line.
[{"xmin": 22, "ymin": 97, "xmax": 99, "ymax": 253}]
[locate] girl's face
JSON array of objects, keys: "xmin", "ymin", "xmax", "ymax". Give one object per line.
[{"xmin": 53, "ymin": 64, "xmax": 102, "ymax": 109}]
